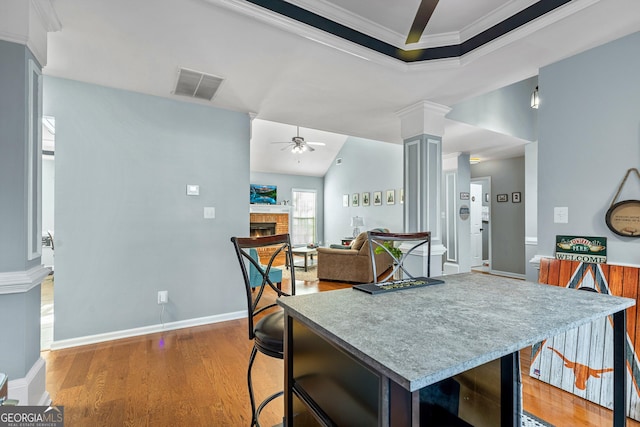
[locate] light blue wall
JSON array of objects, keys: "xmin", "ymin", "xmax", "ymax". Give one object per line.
[
  {"xmin": 0, "ymin": 40, "xmax": 39, "ymax": 272},
  {"xmin": 537, "ymin": 31, "xmax": 640, "ymax": 265},
  {"xmin": 447, "ymin": 76, "xmax": 538, "ymax": 142},
  {"xmin": 0, "ymin": 40, "xmax": 42, "ymax": 380},
  {"xmin": 324, "ymin": 137, "xmax": 403, "ymax": 244},
  {"xmin": 250, "ymin": 172, "xmax": 325, "ymax": 244},
  {"xmin": 44, "ymin": 77, "xmax": 250, "ymax": 341}
]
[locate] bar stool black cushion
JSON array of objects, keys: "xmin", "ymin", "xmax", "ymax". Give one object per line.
[{"xmin": 254, "ymin": 311, "xmax": 284, "ymax": 358}]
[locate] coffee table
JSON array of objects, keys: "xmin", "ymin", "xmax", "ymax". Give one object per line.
[{"xmin": 285, "ymin": 247, "xmax": 317, "ymax": 272}]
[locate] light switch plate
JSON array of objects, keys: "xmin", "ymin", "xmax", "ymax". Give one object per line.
[
  {"xmin": 554, "ymin": 207, "xmax": 568, "ymax": 224},
  {"xmin": 204, "ymin": 207, "xmax": 215, "ymax": 219},
  {"xmin": 186, "ymin": 185, "xmax": 199, "ymax": 196}
]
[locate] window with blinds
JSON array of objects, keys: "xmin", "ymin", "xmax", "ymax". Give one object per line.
[{"xmin": 291, "ymin": 189, "xmax": 316, "ymax": 246}]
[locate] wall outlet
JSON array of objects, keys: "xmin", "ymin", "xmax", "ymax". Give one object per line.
[{"xmin": 157, "ymin": 290, "xmax": 168, "ymax": 305}]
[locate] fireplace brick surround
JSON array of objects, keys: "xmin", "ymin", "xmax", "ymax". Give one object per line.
[{"xmin": 249, "ymin": 211, "xmax": 289, "ymax": 264}]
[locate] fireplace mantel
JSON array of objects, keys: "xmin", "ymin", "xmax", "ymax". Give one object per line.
[{"xmin": 249, "ymin": 204, "xmax": 291, "ymax": 214}]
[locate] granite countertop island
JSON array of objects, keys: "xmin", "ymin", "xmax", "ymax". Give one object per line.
[{"xmin": 278, "ymin": 273, "xmax": 635, "ymax": 393}]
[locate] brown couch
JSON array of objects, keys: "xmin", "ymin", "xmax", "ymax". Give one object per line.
[{"xmin": 317, "ymin": 231, "xmax": 393, "ymax": 283}]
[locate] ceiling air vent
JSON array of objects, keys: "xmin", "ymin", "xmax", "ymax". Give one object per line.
[{"xmin": 173, "ymin": 68, "xmax": 223, "ymax": 101}]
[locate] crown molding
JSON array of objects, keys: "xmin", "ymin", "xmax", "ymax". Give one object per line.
[
  {"xmin": 0, "ymin": 0, "xmax": 61, "ymax": 66},
  {"xmin": 31, "ymin": 0, "xmax": 62, "ymax": 33},
  {"xmin": 203, "ymin": 0, "xmax": 407, "ymax": 70},
  {"xmin": 205, "ymin": 0, "xmax": 601, "ymax": 69}
]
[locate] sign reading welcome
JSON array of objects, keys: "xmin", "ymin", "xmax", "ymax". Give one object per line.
[{"xmin": 555, "ymin": 235, "xmax": 607, "ymax": 264}]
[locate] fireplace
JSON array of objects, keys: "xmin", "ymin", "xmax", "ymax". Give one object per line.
[{"xmin": 250, "ymin": 222, "xmax": 276, "ymax": 238}]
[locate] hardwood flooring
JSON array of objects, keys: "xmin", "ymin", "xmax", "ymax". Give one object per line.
[{"xmin": 43, "ymin": 277, "xmax": 640, "ymax": 426}]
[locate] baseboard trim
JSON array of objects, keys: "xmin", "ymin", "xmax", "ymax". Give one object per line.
[
  {"xmin": 489, "ymin": 269, "xmax": 526, "ymax": 280},
  {"xmin": 50, "ymin": 311, "xmax": 247, "ymax": 350},
  {"xmin": 8, "ymin": 357, "xmax": 50, "ymax": 406}
]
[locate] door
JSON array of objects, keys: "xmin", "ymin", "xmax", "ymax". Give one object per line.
[{"xmin": 470, "ymin": 183, "xmax": 483, "ymax": 267}]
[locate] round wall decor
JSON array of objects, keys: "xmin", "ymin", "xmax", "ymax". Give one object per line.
[{"xmin": 606, "ymin": 200, "xmax": 640, "ymax": 237}]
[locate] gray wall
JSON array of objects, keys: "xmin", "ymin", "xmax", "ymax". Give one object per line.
[
  {"xmin": 471, "ymin": 157, "xmax": 526, "ymax": 275},
  {"xmin": 324, "ymin": 137, "xmax": 403, "ymax": 244},
  {"xmin": 537, "ymin": 31, "xmax": 640, "ymax": 265},
  {"xmin": 447, "ymin": 76, "xmax": 538, "ymax": 142},
  {"xmin": 44, "ymin": 77, "xmax": 250, "ymax": 341},
  {"xmin": 250, "ymin": 171, "xmax": 325, "ymax": 244}
]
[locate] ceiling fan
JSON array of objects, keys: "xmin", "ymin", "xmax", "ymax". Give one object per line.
[
  {"xmin": 271, "ymin": 126, "xmax": 326, "ymax": 154},
  {"xmin": 406, "ymin": 0, "xmax": 440, "ymax": 44}
]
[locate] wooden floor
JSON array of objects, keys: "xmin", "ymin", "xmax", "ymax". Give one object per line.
[{"xmin": 43, "ymin": 277, "xmax": 640, "ymax": 427}]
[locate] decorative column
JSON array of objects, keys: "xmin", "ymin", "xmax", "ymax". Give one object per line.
[
  {"xmin": 0, "ymin": 0, "xmax": 60, "ymax": 405},
  {"xmin": 397, "ymin": 101, "xmax": 451, "ymax": 277}
]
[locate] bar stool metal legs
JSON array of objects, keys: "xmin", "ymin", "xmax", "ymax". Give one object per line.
[{"xmin": 247, "ymin": 345, "xmax": 284, "ymax": 427}]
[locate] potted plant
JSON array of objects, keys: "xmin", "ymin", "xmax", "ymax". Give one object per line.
[{"xmin": 374, "ymin": 242, "xmax": 403, "ymax": 279}]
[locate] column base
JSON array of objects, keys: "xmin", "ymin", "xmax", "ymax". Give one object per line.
[{"xmin": 8, "ymin": 357, "xmax": 50, "ymax": 406}]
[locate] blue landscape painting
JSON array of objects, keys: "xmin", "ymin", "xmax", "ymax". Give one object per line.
[{"xmin": 250, "ymin": 184, "xmax": 277, "ymax": 204}]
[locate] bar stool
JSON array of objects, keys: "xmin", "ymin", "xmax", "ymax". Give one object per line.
[
  {"xmin": 231, "ymin": 234, "xmax": 296, "ymax": 427},
  {"xmin": 367, "ymin": 230, "xmax": 432, "ymax": 283}
]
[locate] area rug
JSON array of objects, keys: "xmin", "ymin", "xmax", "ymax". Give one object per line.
[
  {"xmin": 281, "ymin": 266, "xmax": 318, "ymax": 282},
  {"xmin": 522, "ymin": 412, "xmax": 554, "ymax": 427}
]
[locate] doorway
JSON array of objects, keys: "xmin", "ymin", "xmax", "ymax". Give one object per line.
[
  {"xmin": 471, "ymin": 177, "xmax": 491, "ymax": 273},
  {"xmin": 41, "ymin": 115, "xmax": 55, "ymax": 350}
]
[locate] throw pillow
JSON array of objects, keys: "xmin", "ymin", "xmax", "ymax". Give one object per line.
[{"xmin": 350, "ymin": 232, "xmax": 367, "ymax": 250}]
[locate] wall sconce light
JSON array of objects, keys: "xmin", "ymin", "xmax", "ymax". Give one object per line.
[
  {"xmin": 350, "ymin": 216, "xmax": 364, "ymax": 237},
  {"xmin": 531, "ymin": 86, "xmax": 539, "ymax": 109}
]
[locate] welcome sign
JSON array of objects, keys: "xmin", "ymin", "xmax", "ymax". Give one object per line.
[{"xmin": 555, "ymin": 235, "xmax": 607, "ymax": 263}]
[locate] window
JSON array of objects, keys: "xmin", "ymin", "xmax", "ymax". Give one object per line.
[{"xmin": 291, "ymin": 189, "xmax": 316, "ymax": 246}]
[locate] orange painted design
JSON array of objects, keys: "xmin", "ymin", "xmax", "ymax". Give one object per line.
[{"xmin": 548, "ymin": 347, "xmax": 614, "ymax": 390}]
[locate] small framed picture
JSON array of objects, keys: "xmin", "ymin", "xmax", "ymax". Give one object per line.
[
  {"xmin": 342, "ymin": 194, "xmax": 349, "ymax": 207},
  {"xmin": 362, "ymin": 192, "xmax": 370, "ymax": 206},
  {"xmin": 512, "ymin": 192, "xmax": 521, "ymax": 203},
  {"xmin": 497, "ymin": 194, "xmax": 508, "ymax": 202},
  {"xmin": 400, "ymin": 188, "xmax": 404, "ymax": 204},
  {"xmin": 373, "ymin": 191, "xmax": 382, "ymax": 206},
  {"xmin": 386, "ymin": 190, "xmax": 395, "ymax": 205},
  {"xmin": 352, "ymin": 193, "xmax": 359, "ymax": 207}
]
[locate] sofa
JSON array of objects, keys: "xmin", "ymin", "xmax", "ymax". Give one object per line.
[{"xmin": 317, "ymin": 230, "xmax": 393, "ymax": 283}]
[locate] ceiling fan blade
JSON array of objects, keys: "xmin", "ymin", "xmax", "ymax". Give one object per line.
[
  {"xmin": 406, "ymin": 0, "xmax": 439, "ymax": 44},
  {"xmin": 280, "ymin": 144, "xmax": 293, "ymax": 151},
  {"xmin": 270, "ymin": 141, "xmax": 292, "ymax": 144},
  {"xmin": 307, "ymin": 142, "xmax": 326, "ymax": 146},
  {"xmin": 307, "ymin": 145, "xmax": 315, "ymax": 152}
]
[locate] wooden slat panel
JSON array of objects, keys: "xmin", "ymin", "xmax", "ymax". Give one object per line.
[
  {"xmin": 548, "ymin": 258, "xmax": 561, "ymax": 286},
  {"xmin": 558, "ymin": 259, "xmax": 575, "ymax": 288},
  {"xmin": 539, "ymin": 258, "xmax": 551, "ymax": 284}
]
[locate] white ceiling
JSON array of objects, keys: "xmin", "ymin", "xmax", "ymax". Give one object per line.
[{"xmin": 43, "ymin": 0, "xmax": 640, "ymax": 175}]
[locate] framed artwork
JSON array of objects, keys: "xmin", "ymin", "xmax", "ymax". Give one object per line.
[
  {"xmin": 352, "ymin": 193, "xmax": 359, "ymax": 207},
  {"xmin": 362, "ymin": 192, "xmax": 370, "ymax": 206},
  {"xmin": 400, "ymin": 188, "xmax": 404, "ymax": 204},
  {"xmin": 497, "ymin": 194, "xmax": 508, "ymax": 202},
  {"xmin": 342, "ymin": 194, "xmax": 349, "ymax": 207},
  {"xmin": 373, "ymin": 191, "xmax": 382, "ymax": 206},
  {"xmin": 386, "ymin": 190, "xmax": 395, "ymax": 205},
  {"xmin": 512, "ymin": 192, "xmax": 521, "ymax": 203}
]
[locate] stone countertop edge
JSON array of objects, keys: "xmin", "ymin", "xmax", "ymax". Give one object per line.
[{"xmin": 277, "ymin": 273, "xmax": 635, "ymax": 392}]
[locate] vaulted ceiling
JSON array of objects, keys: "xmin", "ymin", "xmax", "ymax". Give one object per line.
[{"xmin": 43, "ymin": 0, "xmax": 640, "ymax": 175}]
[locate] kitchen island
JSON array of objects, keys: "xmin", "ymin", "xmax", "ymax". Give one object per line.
[{"xmin": 278, "ymin": 273, "xmax": 634, "ymax": 426}]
